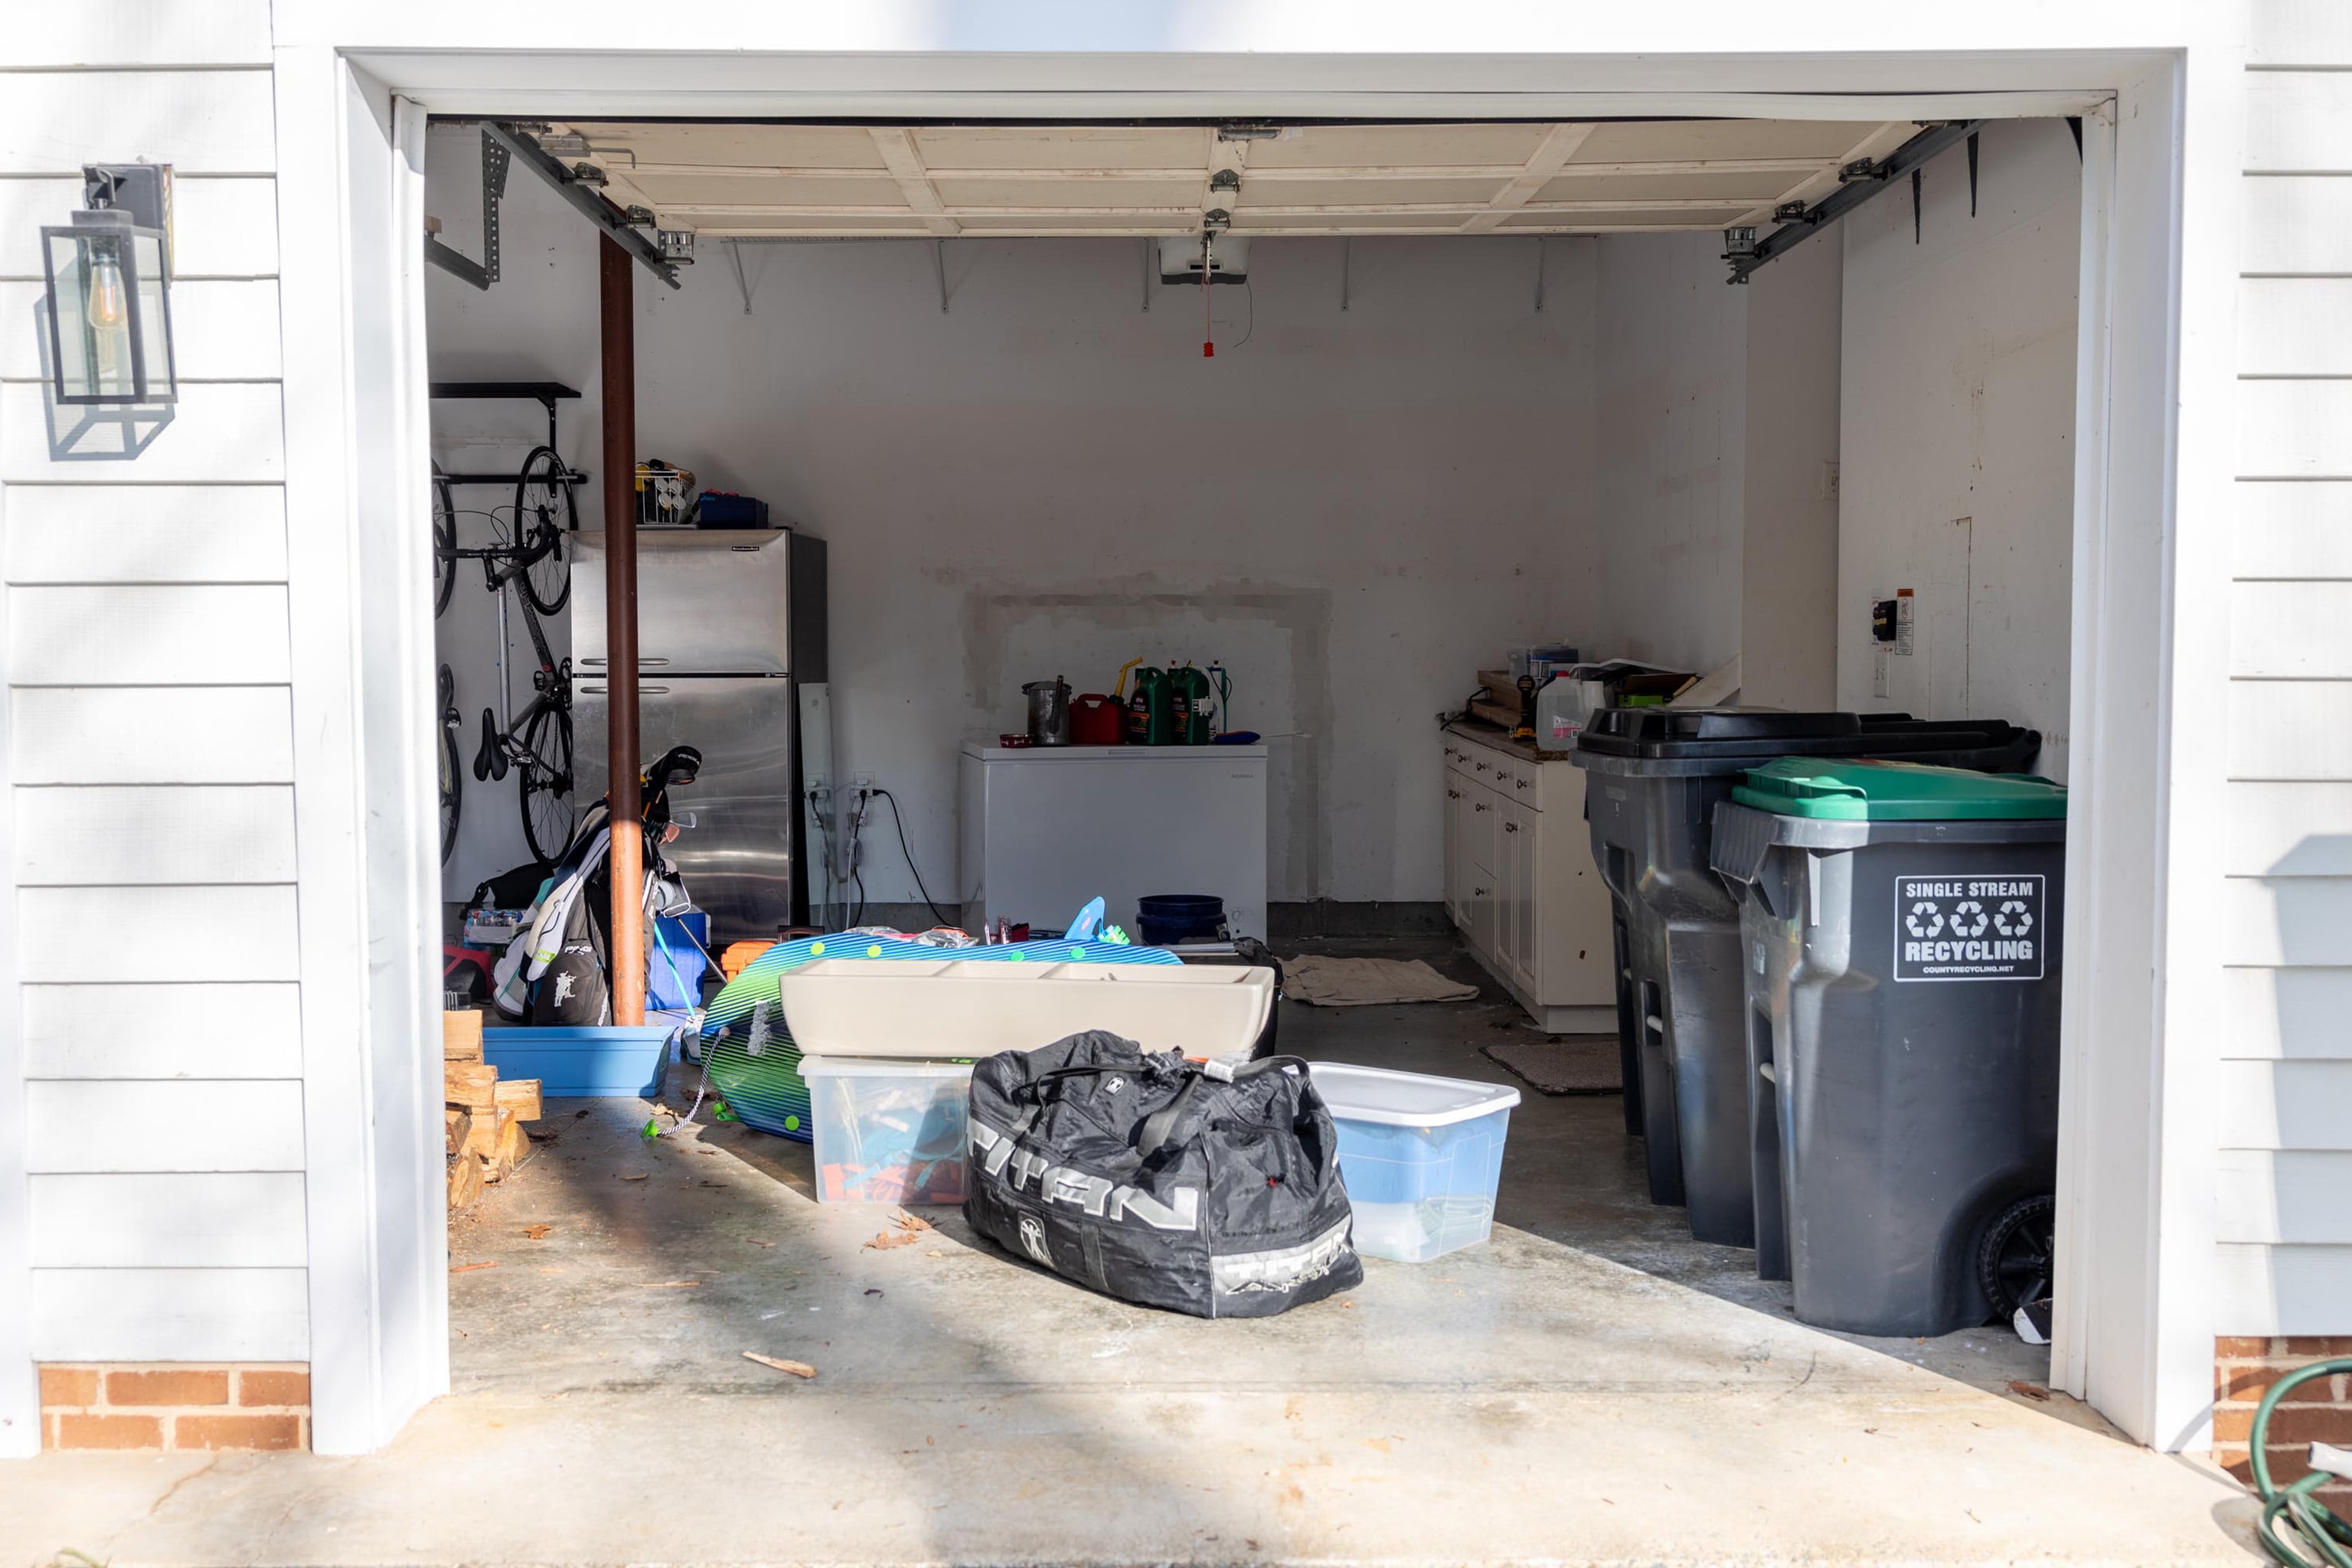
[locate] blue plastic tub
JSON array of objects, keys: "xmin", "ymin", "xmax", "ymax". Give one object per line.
[
  {"xmin": 1307, "ymin": 1062, "xmax": 1521, "ymax": 1263},
  {"xmin": 484, "ymin": 1025, "xmax": 674, "ymax": 1099}
]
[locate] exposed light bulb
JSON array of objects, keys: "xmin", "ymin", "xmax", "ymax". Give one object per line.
[{"xmin": 87, "ymin": 249, "xmax": 129, "ymax": 331}]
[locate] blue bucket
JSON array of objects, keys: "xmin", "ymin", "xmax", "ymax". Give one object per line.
[{"xmin": 484, "ymin": 1025, "xmax": 673, "ymax": 1099}]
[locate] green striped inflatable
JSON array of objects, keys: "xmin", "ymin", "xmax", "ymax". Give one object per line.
[{"xmin": 697, "ymin": 935, "xmax": 1180, "ymax": 1142}]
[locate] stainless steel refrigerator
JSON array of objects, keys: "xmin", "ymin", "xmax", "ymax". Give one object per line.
[{"xmin": 573, "ymin": 528, "xmax": 827, "ymax": 942}]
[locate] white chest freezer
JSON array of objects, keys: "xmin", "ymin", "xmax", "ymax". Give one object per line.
[{"xmin": 957, "ymin": 741, "xmax": 1268, "ymax": 942}]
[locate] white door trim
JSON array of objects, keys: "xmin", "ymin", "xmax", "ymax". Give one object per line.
[{"xmin": 277, "ymin": 49, "xmax": 449, "ymax": 1456}]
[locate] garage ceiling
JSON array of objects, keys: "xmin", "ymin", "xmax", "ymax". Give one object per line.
[{"xmin": 542, "ymin": 119, "xmax": 1922, "ymax": 238}]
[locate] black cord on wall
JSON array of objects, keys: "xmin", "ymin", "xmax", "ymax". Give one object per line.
[{"xmin": 873, "ymin": 788, "xmax": 952, "ymax": 926}]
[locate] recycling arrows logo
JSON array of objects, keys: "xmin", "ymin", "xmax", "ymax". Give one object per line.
[
  {"xmin": 1906, "ymin": 901, "xmax": 1945, "ymax": 939},
  {"xmin": 1994, "ymin": 900, "xmax": 2034, "ymax": 936},
  {"xmin": 1949, "ymin": 900, "xmax": 1990, "ymax": 938}
]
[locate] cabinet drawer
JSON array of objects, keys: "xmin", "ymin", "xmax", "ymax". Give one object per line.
[
  {"xmin": 1464, "ymin": 749, "xmax": 1504, "ymax": 789},
  {"xmin": 1504, "ymin": 761, "xmax": 1540, "ymax": 812}
]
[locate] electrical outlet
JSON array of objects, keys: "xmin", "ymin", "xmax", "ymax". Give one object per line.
[{"xmin": 851, "ymin": 772, "xmax": 875, "ymax": 792}]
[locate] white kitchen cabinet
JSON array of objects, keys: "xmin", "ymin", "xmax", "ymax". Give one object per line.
[{"xmin": 1439, "ymin": 725, "xmax": 1615, "ymax": 1033}]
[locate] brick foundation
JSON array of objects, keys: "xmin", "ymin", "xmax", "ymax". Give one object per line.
[
  {"xmin": 39, "ymin": 1364, "xmax": 310, "ymax": 1452},
  {"xmin": 2214, "ymin": 1337, "xmax": 2352, "ymax": 1517}
]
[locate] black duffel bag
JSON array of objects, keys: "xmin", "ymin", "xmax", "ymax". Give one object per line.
[{"xmin": 965, "ymin": 1031, "xmax": 1361, "ymax": 1318}]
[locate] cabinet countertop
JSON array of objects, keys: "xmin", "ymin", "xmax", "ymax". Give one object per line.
[{"xmin": 1442, "ymin": 719, "xmax": 1576, "ymax": 766}]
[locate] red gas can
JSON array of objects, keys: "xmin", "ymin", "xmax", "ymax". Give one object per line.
[{"xmin": 1070, "ymin": 692, "xmax": 1125, "ymax": 745}]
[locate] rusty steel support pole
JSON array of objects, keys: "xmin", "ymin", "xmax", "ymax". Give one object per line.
[{"xmin": 599, "ymin": 234, "xmax": 645, "ymax": 1026}]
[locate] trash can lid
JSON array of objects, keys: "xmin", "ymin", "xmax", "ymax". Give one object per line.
[{"xmin": 1732, "ymin": 758, "xmax": 2068, "ymax": 820}]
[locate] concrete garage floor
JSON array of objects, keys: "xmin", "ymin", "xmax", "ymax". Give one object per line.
[{"xmin": 5, "ymin": 937, "xmax": 2259, "ymax": 1566}]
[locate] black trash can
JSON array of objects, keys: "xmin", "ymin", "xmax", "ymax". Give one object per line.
[
  {"xmin": 1710, "ymin": 759, "xmax": 2066, "ymax": 1336},
  {"xmin": 1573, "ymin": 710, "xmax": 2039, "ymax": 1245}
]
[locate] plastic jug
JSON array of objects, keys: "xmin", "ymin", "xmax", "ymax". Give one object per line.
[
  {"xmin": 1126, "ymin": 666, "xmax": 1172, "ymax": 745},
  {"xmin": 1170, "ymin": 665, "xmax": 1214, "ymax": 744}
]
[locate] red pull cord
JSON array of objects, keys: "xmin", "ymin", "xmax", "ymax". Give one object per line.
[{"xmin": 1202, "ymin": 234, "xmax": 1214, "ymax": 357}]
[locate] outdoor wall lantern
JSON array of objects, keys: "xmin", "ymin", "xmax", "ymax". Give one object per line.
[{"xmin": 41, "ymin": 164, "xmax": 175, "ymax": 406}]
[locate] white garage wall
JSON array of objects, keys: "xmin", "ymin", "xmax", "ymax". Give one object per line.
[
  {"xmin": 1836, "ymin": 119, "xmax": 2082, "ymax": 778},
  {"xmin": 1584, "ymin": 233, "xmax": 1748, "ymax": 676},
  {"xmin": 426, "ymin": 131, "xmax": 1599, "ymax": 907}
]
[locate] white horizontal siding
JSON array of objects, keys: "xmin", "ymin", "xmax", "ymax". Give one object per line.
[
  {"xmin": 2233, "ymin": 481, "xmax": 2352, "ymax": 579},
  {"xmin": 29, "ymin": 1173, "xmax": 303, "ymax": 1267},
  {"xmin": 0, "ymin": 382, "xmax": 286, "ymax": 482},
  {"xmin": 2223, "ymin": 875, "xmax": 2352, "ymax": 967},
  {"xmin": 29, "ymin": 1268, "xmax": 306, "ymax": 1361},
  {"xmin": 10, "ymin": 685, "xmax": 293, "ymax": 783},
  {"xmin": 2242, "ymin": 177, "xmax": 2352, "ymax": 275},
  {"xmin": 2219, "ymin": 1060, "xmax": 2352, "ymax": 1149},
  {"xmin": 17, "ymin": 884, "xmax": 299, "ymax": 982},
  {"xmin": 14, "ymin": 785, "xmax": 296, "ymax": 884},
  {"xmin": 2222, "ymin": 965, "xmax": 2352, "ymax": 1060},
  {"xmin": 2239, "ymin": 278, "xmax": 2352, "ymax": 378},
  {"xmin": 26, "ymin": 1080, "xmax": 304, "ymax": 1174},
  {"xmin": 21, "ymin": 981, "xmax": 302, "ymax": 1079},
  {"xmin": 0, "ymin": 177, "xmax": 279, "ymax": 279},
  {"xmin": 2247, "ymin": 73, "xmax": 2352, "ymax": 172},
  {"xmin": 2229, "ymin": 679, "xmax": 2352, "ymax": 778},
  {"xmin": 2225, "ymin": 782, "xmax": 2352, "ymax": 874},
  {"xmin": 2216, "ymin": 1245, "xmax": 2352, "ymax": 1337},
  {"xmin": 2239, "ymin": 379, "xmax": 2352, "ymax": 478},
  {"xmin": 2252, "ymin": 1, "xmax": 2352, "ymax": 66},
  {"xmin": 4, "ymin": 484, "xmax": 287, "ymax": 583},
  {"xmin": 8, "ymin": 0, "xmax": 273, "ymax": 67},
  {"xmin": 7, "ymin": 584, "xmax": 290, "ymax": 685},
  {"xmin": 2216, "ymin": 1152, "xmax": 2352, "ymax": 1244},
  {"xmin": 0, "ymin": 279, "xmax": 284, "ymax": 383},
  {"xmin": 2231, "ymin": 581, "xmax": 2352, "ymax": 675},
  {"xmin": 0, "ymin": 70, "xmax": 276, "ymax": 176}
]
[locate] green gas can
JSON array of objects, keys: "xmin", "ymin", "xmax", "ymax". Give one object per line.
[
  {"xmin": 1125, "ymin": 665, "xmax": 1173, "ymax": 745},
  {"xmin": 1170, "ymin": 665, "xmax": 1214, "ymax": 744}
]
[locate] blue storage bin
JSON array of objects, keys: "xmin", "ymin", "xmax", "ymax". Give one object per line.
[
  {"xmin": 484, "ymin": 1025, "xmax": 674, "ymax": 1099},
  {"xmin": 1308, "ymin": 1062, "xmax": 1521, "ymax": 1263}
]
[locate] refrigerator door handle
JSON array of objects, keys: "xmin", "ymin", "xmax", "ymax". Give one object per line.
[
  {"xmin": 578, "ymin": 684, "xmax": 670, "ymax": 696},
  {"xmin": 579, "ymin": 656, "xmax": 671, "ymax": 668}
]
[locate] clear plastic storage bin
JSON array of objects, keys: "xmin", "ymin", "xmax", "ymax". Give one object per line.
[
  {"xmin": 797, "ymin": 1055, "xmax": 972, "ymax": 1205},
  {"xmin": 1307, "ymin": 1063, "xmax": 1521, "ymax": 1262}
]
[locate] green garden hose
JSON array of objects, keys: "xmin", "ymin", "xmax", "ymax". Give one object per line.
[{"xmin": 2249, "ymin": 1357, "xmax": 2352, "ymax": 1566}]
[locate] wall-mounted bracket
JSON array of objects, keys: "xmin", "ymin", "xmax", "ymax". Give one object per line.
[
  {"xmin": 423, "ymin": 128, "xmax": 508, "ymax": 291},
  {"xmin": 484, "ymin": 122, "xmax": 681, "ymax": 290},
  {"xmin": 1727, "ymin": 119, "xmax": 1985, "ymax": 284}
]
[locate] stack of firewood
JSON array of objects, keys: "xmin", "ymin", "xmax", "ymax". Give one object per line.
[{"xmin": 443, "ymin": 1011, "xmax": 542, "ymax": 1210}]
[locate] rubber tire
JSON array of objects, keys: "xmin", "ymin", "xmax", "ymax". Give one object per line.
[
  {"xmin": 439, "ymin": 723, "xmax": 462, "ymax": 865},
  {"xmin": 517, "ymin": 704, "xmax": 576, "ymax": 864},
  {"xmin": 433, "ymin": 467, "xmax": 458, "ymax": 619},
  {"xmin": 438, "ymin": 665, "xmax": 462, "ymax": 865},
  {"xmin": 512, "ymin": 446, "xmax": 575, "ymax": 617},
  {"xmin": 1976, "ymin": 1192, "xmax": 2057, "ymax": 1324}
]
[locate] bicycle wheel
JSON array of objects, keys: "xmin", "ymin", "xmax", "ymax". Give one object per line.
[
  {"xmin": 432, "ymin": 463, "xmax": 457, "ymax": 619},
  {"xmin": 512, "ymin": 445, "xmax": 576, "ymax": 617},
  {"xmin": 437, "ymin": 665, "xmax": 462, "ymax": 864},
  {"xmin": 517, "ymin": 703, "xmax": 577, "ymax": 864}
]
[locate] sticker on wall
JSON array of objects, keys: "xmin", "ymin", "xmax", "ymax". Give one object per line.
[{"xmin": 1894, "ymin": 874, "xmax": 2044, "ymax": 982}]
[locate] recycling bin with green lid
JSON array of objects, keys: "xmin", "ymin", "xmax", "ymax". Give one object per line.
[
  {"xmin": 1710, "ymin": 759, "xmax": 2066, "ymax": 1338},
  {"xmin": 1573, "ymin": 708, "xmax": 2040, "ymax": 1246}
]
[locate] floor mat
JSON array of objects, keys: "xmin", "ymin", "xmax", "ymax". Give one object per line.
[
  {"xmin": 1482, "ymin": 1035, "xmax": 1623, "ymax": 1095},
  {"xmin": 1282, "ymin": 954, "xmax": 1480, "ymax": 1007}
]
